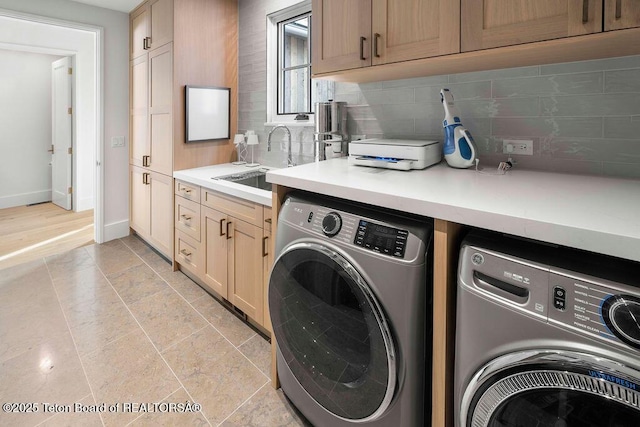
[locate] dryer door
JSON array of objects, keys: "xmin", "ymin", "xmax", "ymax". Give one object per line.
[
  {"xmin": 269, "ymin": 242, "xmax": 396, "ymax": 421},
  {"xmin": 462, "ymin": 350, "xmax": 640, "ymax": 427}
]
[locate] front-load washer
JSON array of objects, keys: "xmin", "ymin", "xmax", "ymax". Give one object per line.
[
  {"xmin": 455, "ymin": 230, "xmax": 640, "ymax": 427},
  {"xmin": 268, "ymin": 192, "xmax": 433, "ymax": 426}
]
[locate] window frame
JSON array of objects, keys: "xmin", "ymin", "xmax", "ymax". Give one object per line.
[{"xmin": 266, "ymin": 0, "xmax": 313, "ymax": 126}]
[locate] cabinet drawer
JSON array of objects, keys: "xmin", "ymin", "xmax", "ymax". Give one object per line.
[
  {"xmin": 175, "ymin": 195, "xmax": 201, "ymax": 241},
  {"xmin": 175, "ymin": 180, "xmax": 200, "ymax": 203},
  {"xmin": 175, "ymin": 230, "xmax": 202, "ymax": 277},
  {"xmin": 202, "ymin": 188, "xmax": 264, "ymax": 227}
]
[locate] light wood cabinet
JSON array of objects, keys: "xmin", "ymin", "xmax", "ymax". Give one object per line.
[
  {"xmin": 129, "ymin": 0, "xmax": 237, "ymax": 259},
  {"xmin": 262, "ymin": 208, "xmax": 273, "ymax": 333},
  {"xmin": 202, "ymin": 205, "xmax": 228, "ymax": 298},
  {"xmin": 130, "ymin": 165, "xmax": 172, "ymax": 258},
  {"xmin": 312, "ymin": 0, "xmax": 458, "ymax": 74},
  {"xmin": 130, "ymin": 0, "xmax": 173, "ymax": 59},
  {"xmin": 462, "ymin": 0, "xmax": 602, "ymax": 52},
  {"xmin": 148, "ymin": 43, "xmax": 173, "ymax": 176},
  {"xmin": 175, "ymin": 181, "xmax": 270, "ymax": 329},
  {"xmin": 605, "ymin": 0, "xmax": 640, "ymax": 30}
]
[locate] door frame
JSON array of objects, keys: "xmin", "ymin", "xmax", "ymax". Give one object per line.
[{"xmin": 0, "ymin": 8, "xmax": 105, "ymax": 243}]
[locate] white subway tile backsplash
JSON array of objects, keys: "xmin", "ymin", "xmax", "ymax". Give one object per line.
[
  {"xmin": 540, "ymin": 55, "xmax": 640, "ymax": 75},
  {"xmin": 448, "ymin": 66, "xmax": 539, "ymax": 83},
  {"xmin": 604, "ymin": 69, "xmax": 640, "ymax": 93},
  {"xmin": 540, "ymin": 93, "xmax": 640, "ymax": 117},
  {"xmin": 492, "ymin": 117, "xmax": 603, "ymax": 138},
  {"xmin": 492, "ymin": 72, "xmax": 604, "ymax": 98}
]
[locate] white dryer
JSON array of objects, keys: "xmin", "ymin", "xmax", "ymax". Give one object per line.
[{"xmin": 455, "ymin": 231, "xmax": 640, "ymax": 427}]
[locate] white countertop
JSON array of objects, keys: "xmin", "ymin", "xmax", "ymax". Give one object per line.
[
  {"xmin": 173, "ymin": 164, "xmax": 272, "ymax": 206},
  {"xmin": 267, "ymin": 158, "xmax": 640, "ymax": 263}
]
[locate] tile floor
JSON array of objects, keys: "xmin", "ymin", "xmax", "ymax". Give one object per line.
[{"xmin": 0, "ymin": 235, "xmax": 308, "ymax": 427}]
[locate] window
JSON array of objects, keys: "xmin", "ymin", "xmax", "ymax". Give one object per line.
[
  {"xmin": 266, "ymin": 1, "xmax": 333, "ymax": 125},
  {"xmin": 278, "ymin": 13, "xmax": 311, "ymax": 115}
]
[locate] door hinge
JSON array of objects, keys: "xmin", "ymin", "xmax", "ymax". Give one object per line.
[
  {"xmin": 68, "ymin": 187, "xmax": 73, "ymax": 194},
  {"xmin": 68, "ymin": 107, "xmax": 72, "ymax": 115},
  {"xmin": 68, "ymin": 147, "xmax": 72, "ymax": 155},
  {"xmin": 68, "ymin": 67, "xmax": 73, "ymax": 75}
]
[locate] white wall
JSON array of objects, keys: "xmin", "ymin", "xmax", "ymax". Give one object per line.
[
  {"xmin": 0, "ymin": 50, "xmax": 63, "ymax": 208},
  {"xmin": 0, "ymin": 0, "xmax": 130, "ymax": 239}
]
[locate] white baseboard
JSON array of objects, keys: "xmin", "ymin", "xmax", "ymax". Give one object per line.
[
  {"xmin": 103, "ymin": 219, "xmax": 130, "ymax": 242},
  {"xmin": 0, "ymin": 190, "xmax": 52, "ymax": 209}
]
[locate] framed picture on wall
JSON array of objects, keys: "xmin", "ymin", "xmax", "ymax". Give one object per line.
[{"xmin": 185, "ymin": 85, "xmax": 230, "ymax": 142}]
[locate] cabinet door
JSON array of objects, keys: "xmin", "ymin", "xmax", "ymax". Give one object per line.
[
  {"xmin": 262, "ymin": 223, "xmax": 273, "ymax": 333},
  {"xmin": 149, "ymin": 0, "xmax": 173, "ymax": 50},
  {"xmin": 131, "ymin": 4, "xmax": 149, "ymax": 59},
  {"xmin": 228, "ymin": 219, "xmax": 264, "ymax": 325},
  {"xmin": 130, "ymin": 165, "xmax": 150, "ymax": 237},
  {"xmin": 202, "ymin": 206, "xmax": 228, "ymax": 299},
  {"xmin": 312, "ymin": 0, "xmax": 372, "ymax": 74},
  {"xmin": 371, "ymin": 0, "xmax": 459, "ymax": 65},
  {"xmin": 461, "ymin": 0, "xmax": 603, "ymax": 52},
  {"xmin": 605, "ymin": 0, "xmax": 640, "ymax": 30},
  {"xmin": 148, "ymin": 43, "xmax": 173, "ymax": 176},
  {"xmin": 130, "ymin": 55, "xmax": 149, "ymax": 169},
  {"xmin": 148, "ymin": 171, "xmax": 173, "ymax": 258}
]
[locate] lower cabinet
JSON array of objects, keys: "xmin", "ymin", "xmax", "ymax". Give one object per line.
[
  {"xmin": 174, "ymin": 180, "xmax": 270, "ymax": 330},
  {"xmin": 130, "ymin": 165, "xmax": 172, "ymax": 258}
]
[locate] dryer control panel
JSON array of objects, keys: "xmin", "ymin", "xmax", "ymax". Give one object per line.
[{"xmin": 549, "ymin": 272, "xmax": 640, "ymax": 352}]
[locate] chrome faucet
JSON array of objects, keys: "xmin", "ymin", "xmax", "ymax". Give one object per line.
[{"xmin": 267, "ymin": 124, "xmax": 295, "ymax": 167}]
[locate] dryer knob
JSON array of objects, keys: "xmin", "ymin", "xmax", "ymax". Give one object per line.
[{"xmin": 322, "ymin": 212, "xmax": 342, "ymax": 236}]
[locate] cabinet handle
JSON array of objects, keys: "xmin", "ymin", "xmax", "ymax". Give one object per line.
[
  {"xmin": 184, "ymin": 188, "xmax": 192, "ymax": 193},
  {"xmin": 374, "ymin": 33, "xmax": 381, "ymax": 58},
  {"xmin": 226, "ymin": 221, "xmax": 232, "ymax": 240},
  {"xmin": 262, "ymin": 236, "xmax": 269, "ymax": 257},
  {"xmin": 144, "ymin": 36, "xmax": 151, "ymax": 50},
  {"xmin": 180, "ymin": 214, "xmax": 192, "ymax": 221},
  {"xmin": 142, "ymin": 155, "xmax": 150, "ymax": 167},
  {"xmin": 582, "ymin": 0, "xmax": 589, "ymax": 23},
  {"xmin": 142, "ymin": 38, "xmax": 147, "ymax": 50},
  {"xmin": 615, "ymin": 0, "xmax": 622, "ymax": 19},
  {"xmin": 142, "ymin": 172, "xmax": 150, "ymax": 185},
  {"xmin": 219, "ymin": 218, "xmax": 226, "ymax": 236},
  {"xmin": 265, "ymin": 218, "xmax": 272, "ymax": 224},
  {"xmin": 359, "ymin": 36, "xmax": 366, "ymax": 60},
  {"xmin": 180, "ymin": 248, "xmax": 192, "ymax": 257}
]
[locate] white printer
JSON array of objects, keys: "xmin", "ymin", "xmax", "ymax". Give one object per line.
[{"xmin": 348, "ymin": 138, "xmax": 442, "ymax": 171}]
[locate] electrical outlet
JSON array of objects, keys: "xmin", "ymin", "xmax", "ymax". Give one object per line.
[
  {"xmin": 503, "ymin": 139, "xmax": 533, "ymax": 155},
  {"xmin": 111, "ymin": 136, "xmax": 125, "ymax": 148}
]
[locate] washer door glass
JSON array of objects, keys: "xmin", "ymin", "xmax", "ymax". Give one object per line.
[
  {"xmin": 488, "ymin": 388, "xmax": 640, "ymax": 426},
  {"xmin": 466, "ymin": 359, "xmax": 640, "ymax": 427},
  {"xmin": 269, "ymin": 243, "xmax": 396, "ymax": 421}
]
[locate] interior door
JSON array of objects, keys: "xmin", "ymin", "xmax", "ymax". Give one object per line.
[{"xmin": 51, "ymin": 56, "xmax": 73, "ymax": 210}]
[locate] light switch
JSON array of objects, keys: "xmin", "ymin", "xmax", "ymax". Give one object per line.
[{"xmin": 111, "ymin": 136, "xmax": 125, "ymax": 148}]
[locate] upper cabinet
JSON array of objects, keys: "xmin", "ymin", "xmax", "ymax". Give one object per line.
[
  {"xmin": 312, "ymin": 0, "xmax": 459, "ymax": 75},
  {"xmin": 312, "ymin": 0, "xmax": 640, "ymax": 82},
  {"xmin": 461, "ymin": 0, "xmax": 602, "ymax": 52},
  {"xmin": 130, "ymin": 0, "xmax": 173, "ymax": 60},
  {"xmin": 604, "ymin": 0, "xmax": 640, "ymax": 30}
]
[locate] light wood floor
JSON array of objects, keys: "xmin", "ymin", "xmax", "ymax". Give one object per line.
[{"xmin": 0, "ymin": 202, "xmax": 94, "ymax": 271}]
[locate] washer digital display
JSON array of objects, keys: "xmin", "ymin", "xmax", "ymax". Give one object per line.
[{"xmin": 354, "ymin": 220, "xmax": 408, "ymax": 258}]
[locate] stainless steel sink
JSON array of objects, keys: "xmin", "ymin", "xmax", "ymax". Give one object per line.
[{"xmin": 214, "ymin": 169, "xmax": 272, "ymax": 192}]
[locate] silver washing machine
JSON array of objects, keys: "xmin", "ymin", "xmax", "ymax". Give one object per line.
[
  {"xmin": 268, "ymin": 192, "xmax": 433, "ymax": 426},
  {"xmin": 455, "ymin": 230, "xmax": 640, "ymax": 427}
]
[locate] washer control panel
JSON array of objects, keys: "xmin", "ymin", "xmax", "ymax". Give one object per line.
[
  {"xmin": 549, "ymin": 272, "xmax": 640, "ymax": 352},
  {"xmin": 281, "ymin": 197, "xmax": 419, "ymax": 260}
]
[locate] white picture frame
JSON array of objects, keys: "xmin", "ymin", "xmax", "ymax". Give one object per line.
[{"xmin": 185, "ymin": 85, "xmax": 230, "ymax": 142}]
